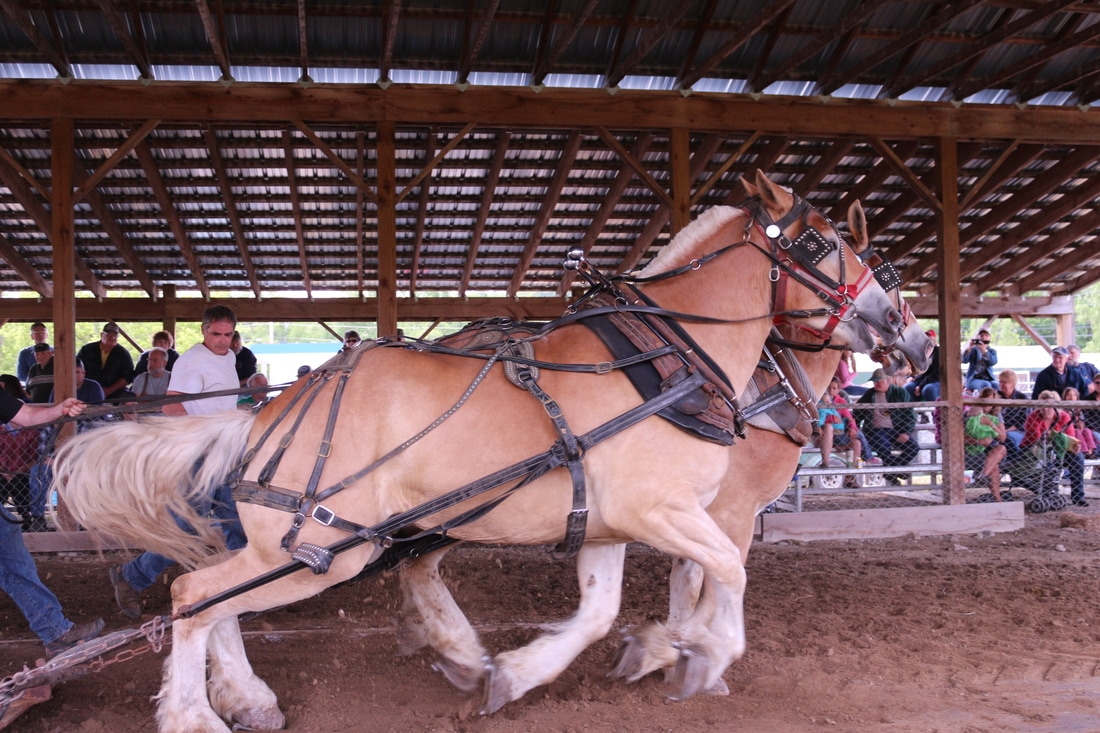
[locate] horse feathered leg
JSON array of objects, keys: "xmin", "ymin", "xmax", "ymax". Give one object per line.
[
  {"xmin": 207, "ymin": 615, "xmax": 284, "ymax": 730},
  {"xmin": 397, "ymin": 546, "xmax": 487, "ymax": 694},
  {"xmin": 481, "ymin": 543, "xmax": 626, "ymax": 714},
  {"xmin": 157, "ymin": 615, "xmax": 227, "ymax": 733}
]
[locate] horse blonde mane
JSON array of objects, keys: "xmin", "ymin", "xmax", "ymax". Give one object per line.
[
  {"xmin": 638, "ymin": 206, "xmax": 744, "ymax": 278},
  {"xmin": 53, "ymin": 411, "xmax": 256, "ymax": 569}
]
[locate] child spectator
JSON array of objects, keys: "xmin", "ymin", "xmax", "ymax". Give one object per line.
[{"xmin": 964, "ymin": 387, "xmax": 1007, "ymax": 502}]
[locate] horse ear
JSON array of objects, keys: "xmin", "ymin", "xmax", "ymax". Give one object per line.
[
  {"xmin": 740, "ymin": 173, "xmax": 759, "ymax": 198},
  {"xmin": 753, "ymin": 170, "xmax": 792, "ymax": 214},
  {"xmin": 847, "ymin": 200, "xmax": 869, "ymax": 251}
]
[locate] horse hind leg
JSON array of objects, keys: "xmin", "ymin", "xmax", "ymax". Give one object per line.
[
  {"xmin": 482, "ymin": 543, "xmax": 626, "ymax": 715},
  {"xmin": 207, "ymin": 615, "xmax": 284, "ymax": 730},
  {"xmin": 397, "ymin": 546, "xmax": 487, "ymax": 694}
]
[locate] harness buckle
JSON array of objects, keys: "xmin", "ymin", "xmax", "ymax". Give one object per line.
[
  {"xmin": 769, "ymin": 264, "xmax": 780, "ymax": 282},
  {"xmin": 595, "ymin": 361, "xmax": 612, "ymax": 374},
  {"xmin": 311, "ymin": 504, "xmax": 336, "ymax": 526}
]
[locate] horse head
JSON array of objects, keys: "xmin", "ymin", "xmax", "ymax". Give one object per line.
[
  {"xmin": 740, "ymin": 170, "xmax": 904, "ymax": 355},
  {"xmin": 872, "ymin": 308, "xmax": 935, "ymax": 376}
]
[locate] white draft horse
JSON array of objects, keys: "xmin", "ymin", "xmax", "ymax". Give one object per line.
[
  {"xmin": 393, "ymin": 200, "xmax": 935, "ymax": 700},
  {"xmin": 55, "ymin": 171, "xmax": 904, "ymax": 733}
]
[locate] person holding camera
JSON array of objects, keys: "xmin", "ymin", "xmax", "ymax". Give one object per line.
[{"xmin": 962, "ymin": 329, "xmax": 998, "ymax": 392}]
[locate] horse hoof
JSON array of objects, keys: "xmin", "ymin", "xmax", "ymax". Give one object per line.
[
  {"xmin": 702, "ymin": 677, "xmax": 730, "ymax": 696},
  {"xmin": 395, "ymin": 617, "xmax": 428, "ymax": 656},
  {"xmin": 667, "ymin": 643, "xmax": 711, "ymax": 701},
  {"xmin": 479, "ymin": 656, "xmax": 514, "ymax": 715},
  {"xmin": 230, "ymin": 705, "xmax": 285, "ymax": 731},
  {"xmin": 608, "ymin": 632, "xmax": 644, "ymax": 680},
  {"xmin": 432, "ymin": 657, "xmax": 483, "ymax": 694}
]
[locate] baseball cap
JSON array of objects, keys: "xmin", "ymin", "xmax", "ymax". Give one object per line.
[
  {"xmin": 33, "ymin": 343, "xmax": 52, "ymax": 352},
  {"xmin": 871, "ymin": 368, "xmax": 887, "ymax": 381},
  {"xmin": 1051, "ymin": 346, "xmax": 1069, "ymax": 356},
  {"xmin": 102, "ymin": 322, "xmax": 120, "ymax": 333}
]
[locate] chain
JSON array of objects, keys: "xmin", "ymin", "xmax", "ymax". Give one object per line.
[{"xmin": 0, "ymin": 616, "xmax": 172, "ymax": 712}]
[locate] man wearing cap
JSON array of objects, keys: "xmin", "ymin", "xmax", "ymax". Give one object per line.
[
  {"xmin": 16, "ymin": 322, "xmax": 48, "ymax": 385},
  {"xmin": 962, "ymin": 329, "xmax": 998, "ymax": 392},
  {"xmin": 1031, "ymin": 346, "xmax": 1089, "ymax": 400},
  {"xmin": 25, "ymin": 343, "xmax": 54, "ymax": 403},
  {"xmin": 340, "ymin": 329, "xmax": 361, "ymax": 353},
  {"xmin": 856, "ymin": 367, "xmax": 918, "ymax": 483},
  {"xmin": 77, "ymin": 322, "xmax": 135, "ymax": 400}
]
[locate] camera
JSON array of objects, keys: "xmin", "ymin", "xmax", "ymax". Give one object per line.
[{"xmin": 971, "ymin": 339, "xmax": 981, "ymax": 345}]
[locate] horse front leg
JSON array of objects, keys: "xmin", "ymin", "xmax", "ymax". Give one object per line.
[
  {"xmin": 397, "ymin": 545, "xmax": 488, "ymax": 693},
  {"xmin": 156, "ymin": 613, "xmax": 227, "ymax": 733},
  {"xmin": 207, "ymin": 615, "xmax": 284, "ymax": 731},
  {"xmin": 482, "ymin": 542, "xmax": 626, "ymax": 714}
]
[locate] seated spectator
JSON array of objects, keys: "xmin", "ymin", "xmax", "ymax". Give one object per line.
[
  {"xmin": 134, "ymin": 330, "xmax": 180, "ymax": 377},
  {"xmin": 905, "ymin": 329, "xmax": 941, "ymax": 401},
  {"xmin": 1068, "ymin": 344, "xmax": 1098, "ymax": 385},
  {"xmin": 49, "ymin": 358, "xmax": 105, "ymax": 405},
  {"xmin": 341, "ymin": 329, "xmax": 362, "ymax": 353},
  {"xmin": 816, "ymin": 377, "xmax": 874, "ymax": 485},
  {"xmin": 238, "ymin": 372, "xmax": 270, "ymax": 409},
  {"xmin": 1083, "ymin": 373, "xmax": 1100, "ymax": 456},
  {"xmin": 962, "ymin": 329, "xmax": 997, "ymax": 392},
  {"xmin": 856, "ymin": 368, "xmax": 918, "ymax": 484},
  {"xmin": 0, "ymin": 374, "xmax": 28, "ymax": 402},
  {"xmin": 26, "ymin": 343, "xmax": 55, "ymax": 403},
  {"xmin": 131, "ymin": 346, "xmax": 171, "ymax": 398},
  {"xmin": 296, "ymin": 364, "xmax": 311, "ymax": 379},
  {"xmin": 0, "ymin": 421, "xmax": 45, "ymax": 531},
  {"xmin": 996, "ymin": 369, "xmax": 1029, "ymax": 457},
  {"xmin": 964, "ymin": 387, "xmax": 1008, "ymax": 502},
  {"xmin": 1062, "ymin": 387, "xmax": 1097, "ymax": 457},
  {"xmin": 1032, "ymin": 346, "xmax": 1089, "ymax": 399},
  {"xmin": 76, "ymin": 322, "xmax": 134, "ymax": 400},
  {"xmin": 1022, "ymin": 391, "xmax": 1087, "ymax": 507}
]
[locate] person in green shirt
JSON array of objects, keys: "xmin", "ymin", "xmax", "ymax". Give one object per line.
[{"xmin": 965, "ymin": 387, "xmax": 1008, "ymax": 502}]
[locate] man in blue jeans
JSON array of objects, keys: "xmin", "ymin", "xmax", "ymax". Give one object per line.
[
  {"xmin": 0, "ymin": 388, "xmax": 104, "ymax": 656},
  {"xmin": 109, "ymin": 305, "xmax": 247, "ymax": 618}
]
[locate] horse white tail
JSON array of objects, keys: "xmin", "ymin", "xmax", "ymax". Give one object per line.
[{"xmin": 53, "ymin": 411, "xmax": 256, "ymax": 569}]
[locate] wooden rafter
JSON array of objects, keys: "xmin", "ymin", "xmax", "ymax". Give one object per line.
[
  {"xmin": 133, "ymin": 139, "xmax": 209, "ymax": 298},
  {"xmin": 297, "ymin": 0, "xmax": 310, "ymax": 82},
  {"xmin": 409, "ymin": 130, "xmax": 435, "ymax": 293},
  {"xmin": 678, "ymin": 0, "xmax": 796, "ymax": 90},
  {"xmin": 674, "ymin": 0, "xmax": 718, "ymax": 88},
  {"xmin": 206, "ymin": 127, "xmax": 260, "ymax": 298},
  {"xmin": 747, "ymin": 5, "xmax": 794, "ymax": 90},
  {"xmin": 193, "ymin": 0, "xmax": 232, "ymax": 81},
  {"xmin": 508, "ymin": 131, "xmax": 582, "ymax": 296},
  {"xmin": 72, "ymin": 119, "xmax": 160, "ymax": 205},
  {"xmin": 532, "ymin": 0, "xmax": 601, "ymax": 86},
  {"xmin": 820, "ymin": 0, "xmax": 985, "ymax": 96},
  {"xmin": 379, "ymin": 0, "xmax": 401, "ymax": 83},
  {"xmin": 292, "ymin": 121, "xmax": 378, "ymax": 205},
  {"xmin": 1008, "ymin": 211, "xmax": 1100, "ymax": 294},
  {"xmin": 753, "ymin": 0, "xmax": 886, "ymax": 93},
  {"xmin": 457, "ymin": 0, "xmax": 501, "ymax": 85},
  {"xmin": 865, "ymin": 136, "xmax": 941, "ymax": 212},
  {"xmin": 396, "ymin": 122, "xmax": 476, "ymax": 203},
  {"xmin": 94, "ymin": 0, "xmax": 153, "ymax": 79},
  {"xmin": 283, "ymin": 129, "xmax": 313, "ymax": 298},
  {"xmin": 593, "ymin": 127, "xmax": 671, "ymax": 208},
  {"xmin": 605, "ymin": 4, "xmax": 693, "ymax": 88},
  {"xmin": 795, "ymin": 139, "xmax": 854, "ymax": 197},
  {"xmin": 460, "ymin": 130, "xmax": 510, "ymax": 295},
  {"xmin": 690, "ymin": 133, "xmax": 758, "ymax": 206},
  {"xmin": 71, "ymin": 163, "xmax": 157, "ymax": 298},
  {"xmin": 887, "ymin": 0, "xmax": 1076, "ymax": 99},
  {"xmin": 354, "ymin": 130, "xmax": 366, "ymax": 297},
  {"xmin": 0, "ymin": 0, "xmax": 70, "ymax": 77},
  {"xmin": 0, "ymin": 230, "xmax": 51, "ymax": 297}
]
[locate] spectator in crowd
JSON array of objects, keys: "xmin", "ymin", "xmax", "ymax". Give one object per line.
[
  {"xmin": 996, "ymin": 369, "xmax": 1029, "ymax": 458},
  {"xmin": 833, "ymin": 348, "xmax": 866, "ymax": 397},
  {"xmin": 816, "ymin": 377, "xmax": 874, "ymax": 483},
  {"xmin": 855, "ymin": 368, "xmax": 918, "ymax": 484},
  {"xmin": 231, "ymin": 331, "xmax": 257, "ymax": 386},
  {"xmin": 1022, "ymin": 390, "xmax": 1087, "ymax": 506},
  {"xmin": 131, "ymin": 347, "xmax": 171, "ymax": 398},
  {"xmin": 0, "ymin": 386, "xmax": 103, "ymax": 656},
  {"xmin": 341, "ymin": 329, "xmax": 362, "ymax": 353},
  {"xmin": 77, "ymin": 322, "xmax": 135, "ymax": 400},
  {"xmin": 109, "ymin": 305, "xmax": 246, "ymax": 619},
  {"xmin": 133, "ymin": 330, "xmax": 180, "ymax": 377},
  {"xmin": 26, "ymin": 343, "xmax": 54, "ymax": 403},
  {"xmin": 237, "ymin": 372, "xmax": 270, "ymax": 409},
  {"xmin": 906, "ymin": 329, "xmax": 941, "ymax": 401},
  {"xmin": 0, "ymin": 418, "xmax": 46, "ymax": 531},
  {"xmin": 49, "ymin": 358, "xmax": 106, "ymax": 405},
  {"xmin": 1067, "ymin": 344, "xmax": 1098, "ymax": 386},
  {"xmin": 962, "ymin": 329, "xmax": 997, "ymax": 392},
  {"xmin": 296, "ymin": 365, "xmax": 311, "ymax": 379},
  {"xmin": 1031, "ymin": 346, "xmax": 1090, "ymax": 399},
  {"xmin": 1062, "ymin": 387, "xmax": 1097, "ymax": 457},
  {"xmin": 964, "ymin": 387, "xmax": 1008, "ymax": 502},
  {"xmin": 16, "ymin": 322, "xmax": 49, "ymax": 385}
]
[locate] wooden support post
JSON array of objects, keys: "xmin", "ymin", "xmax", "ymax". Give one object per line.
[
  {"xmin": 1055, "ymin": 312, "xmax": 1076, "ymax": 348},
  {"xmin": 50, "ymin": 118, "xmax": 76, "ymax": 405},
  {"xmin": 376, "ymin": 122, "xmax": 398, "ymax": 337},
  {"xmin": 935, "ymin": 137, "xmax": 966, "ymax": 505},
  {"xmin": 669, "ymin": 127, "xmax": 691, "ymax": 235}
]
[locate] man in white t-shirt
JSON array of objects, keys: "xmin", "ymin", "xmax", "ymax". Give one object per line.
[{"xmin": 109, "ymin": 304, "xmax": 246, "ymax": 618}]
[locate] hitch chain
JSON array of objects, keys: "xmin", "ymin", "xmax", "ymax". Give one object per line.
[{"xmin": 0, "ymin": 616, "xmax": 171, "ymax": 712}]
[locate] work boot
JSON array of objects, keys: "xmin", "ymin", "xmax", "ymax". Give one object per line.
[
  {"xmin": 109, "ymin": 565, "xmax": 143, "ymax": 619},
  {"xmin": 45, "ymin": 617, "xmax": 104, "ymax": 657}
]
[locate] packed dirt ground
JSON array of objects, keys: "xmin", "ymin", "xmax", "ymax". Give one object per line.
[{"xmin": 1, "ymin": 505, "xmax": 1098, "ymax": 733}]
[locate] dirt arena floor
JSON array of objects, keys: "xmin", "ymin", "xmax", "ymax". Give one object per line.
[{"xmin": 2, "ymin": 506, "xmax": 1099, "ymax": 733}]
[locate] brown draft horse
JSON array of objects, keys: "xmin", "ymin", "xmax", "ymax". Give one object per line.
[
  {"xmin": 55, "ymin": 171, "xmax": 904, "ymax": 733},
  {"xmin": 394, "ymin": 199, "xmax": 934, "ymax": 701}
]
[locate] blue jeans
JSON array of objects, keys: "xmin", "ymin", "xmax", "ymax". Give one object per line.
[
  {"xmin": 121, "ymin": 480, "xmax": 246, "ymax": 592},
  {"xmin": 966, "ymin": 378, "xmax": 996, "ymax": 392},
  {"xmin": 0, "ymin": 519, "xmax": 71, "ymax": 644}
]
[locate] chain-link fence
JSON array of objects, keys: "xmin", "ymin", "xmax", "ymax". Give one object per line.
[{"xmin": 777, "ymin": 398, "xmax": 1100, "ymax": 513}]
